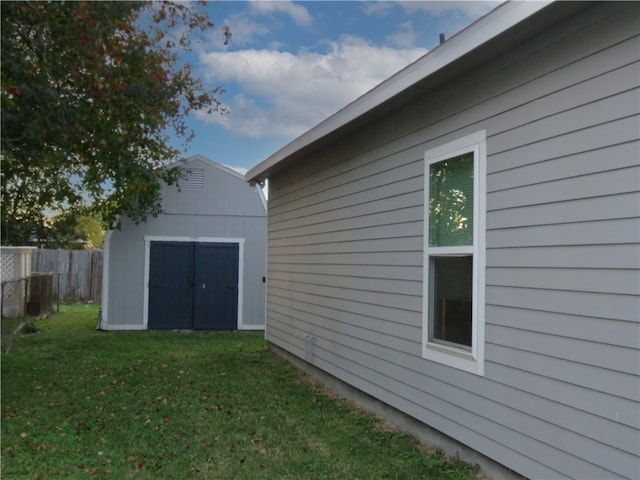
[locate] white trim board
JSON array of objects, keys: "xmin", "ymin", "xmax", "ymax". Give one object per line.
[
  {"xmin": 422, "ymin": 130, "xmax": 486, "ymax": 376},
  {"xmin": 98, "ymin": 227, "xmax": 114, "ymax": 330}
]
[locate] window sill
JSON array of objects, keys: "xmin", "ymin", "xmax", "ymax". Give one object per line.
[{"xmin": 423, "ymin": 342, "xmax": 484, "ymax": 375}]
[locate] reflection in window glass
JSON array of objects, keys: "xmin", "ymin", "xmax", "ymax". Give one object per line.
[{"xmin": 429, "ymin": 153, "xmax": 474, "ymax": 247}]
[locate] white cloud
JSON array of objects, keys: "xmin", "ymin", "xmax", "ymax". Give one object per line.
[
  {"xmin": 361, "ymin": 1, "xmax": 396, "ymax": 17},
  {"xmin": 386, "ymin": 21, "xmax": 420, "ymax": 48},
  {"xmin": 398, "ymin": 1, "xmax": 502, "ymax": 17},
  {"xmin": 220, "ymin": 14, "xmax": 270, "ymax": 47},
  {"xmin": 397, "ymin": 1, "xmax": 503, "ymax": 42},
  {"xmin": 360, "ymin": 1, "xmax": 502, "ymax": 46},
  {"xmin": 212, "ymin": 2, "xmax": 313, "ymax": 50},
  {"xmin": 248, "ymin": 1, "xmax": 313, "ymax": 28},
  {"xmin": 363, "ymin": 1, "xmax": 501, "ymax": 19},
  {"xmin": 197, "ymin": 36, "xmax": 427, "ymax": 139}
]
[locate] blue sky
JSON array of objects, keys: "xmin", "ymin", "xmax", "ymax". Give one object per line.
[{"xmin": 171, "ymin": 1, "xmax": 500, "ymax": 173}]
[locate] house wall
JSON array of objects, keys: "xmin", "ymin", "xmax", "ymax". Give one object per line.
[
  {"xmin": 265, "ymin": 3, "xmax": 640, "ymax": 479},
  {"xmin": 103, "ymin": 158, "xmax": 267, "ymax": 329}
]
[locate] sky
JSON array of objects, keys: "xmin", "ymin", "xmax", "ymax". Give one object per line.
[{"xmin": 170, "ymin": 1, "xmax": 501, "ymax": 174}]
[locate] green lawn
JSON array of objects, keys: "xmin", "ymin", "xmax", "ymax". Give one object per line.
[{"xmin": 1, "ymin": 304, "xmax": 480, "ymax": 480}]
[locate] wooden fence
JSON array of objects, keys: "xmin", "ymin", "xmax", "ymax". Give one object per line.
[{"xmin": 32, "ymin": 249, "xmax": 103, "ymax": 303}]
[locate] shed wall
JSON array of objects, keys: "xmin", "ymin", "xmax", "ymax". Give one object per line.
[
  {"xmin": 265, "ymin": 3, "xmax": 640, "ymax": 479},
  {"xmin": 161, "ymin": 159, "xmax": 266, "ymax": 217},
  {"xmin": 104, "ymin": 158, "xmax": 267, "ymax": 329}
]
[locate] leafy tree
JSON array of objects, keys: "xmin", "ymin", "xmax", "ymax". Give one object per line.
[
  {"xmin": 43, "ymin": 210, "xmax": 87, "ymax": 249},
  {"xmin": 1, "ymin": 1, "xmax": 230, "ymax": 245},
  {"xmin": 75, "ymin": 215, "xmax": 105, "ymax": 249}
]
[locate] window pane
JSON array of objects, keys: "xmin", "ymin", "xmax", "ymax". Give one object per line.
[
  {"xmin": 430, "ymin": 256, "xmax": 472, "ymax": 348},
  {"xmin": 429, "ymin": 153, "xmax": 474, "ymax": 247}
]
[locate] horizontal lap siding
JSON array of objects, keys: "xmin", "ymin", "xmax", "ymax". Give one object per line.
[{"xmin": 266, "ymin": 3, "xmax": 640, "ymax": 479}]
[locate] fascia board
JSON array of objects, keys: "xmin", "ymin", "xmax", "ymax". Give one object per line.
[{"xmin": 246, "ymin": 0, "xmax": 553, "ymax": 183}]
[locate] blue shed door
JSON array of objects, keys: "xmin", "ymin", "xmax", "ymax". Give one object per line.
[
  {"xmin": 148, "ymin": 242, "xmax": 194, "ymax": 330},
  {"xmin": 194, "ymin": 243, "xmax": 239, "ymax": 330},
  {"xmin": 148, "ymin": 241, "xmax": 239, "ymax": 330}
]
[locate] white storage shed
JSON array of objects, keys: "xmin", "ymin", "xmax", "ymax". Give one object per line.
[{"xmin": 101, "ymin": 155, "xmax": 267, "ymax": 330}]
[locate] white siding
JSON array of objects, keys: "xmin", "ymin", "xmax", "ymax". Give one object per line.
[{"xmin": 265, "ymin": 3, "xmax": 640, "ymax": 479}]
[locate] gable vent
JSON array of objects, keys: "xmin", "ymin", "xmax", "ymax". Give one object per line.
[{"xmin": 187, "ymin": 168, "xmax": 205, "ymax": 191}]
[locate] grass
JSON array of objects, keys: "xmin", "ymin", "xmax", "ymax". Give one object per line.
[
  {"xmin": 1, "ymin": 304, "xmax": 480, "ymax": 480},
  {"xmin": 1, "ymin": 317, "xmax": 23, "ymax": 337}
]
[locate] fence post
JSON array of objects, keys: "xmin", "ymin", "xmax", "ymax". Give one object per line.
[
  {"xmin": 23, "ymin": 278, "xmax": 28, "ymax": 319},
  {"xmin": 90, "ymin": 249, "xmax": 96, "ymax": 301},
  {"xmin": 57, "ymin": 273, "xmax": 61, "ymax": 312}
]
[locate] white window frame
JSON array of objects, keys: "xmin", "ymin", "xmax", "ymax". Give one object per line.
[{"xmin": 422, "ymin": 130, "xmax": 486, "ymax": 375}]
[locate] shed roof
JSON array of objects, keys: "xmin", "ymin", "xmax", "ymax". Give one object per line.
[
  {"xmin": 174, "ymin": 154, "xmax": 246, "ymax": 181},
  {"xmin": 246, "ymin": 0, "xmax": 587, "ymax": 185}
]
